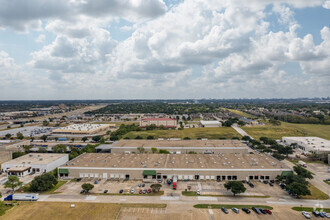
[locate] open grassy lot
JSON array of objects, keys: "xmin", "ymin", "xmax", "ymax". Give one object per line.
[
  {"xmin": 244, "ymin": 122, "xmax": 330, "ymax": 140},
  {"xmin": 2, "ymin": 202, "xmax": 121, "ymax": 220},
  {"xmin": 194, "ymin": 204, "xmax": 273, "ymax": 210},
  {"xmin": 301, "ymin": 184, "xmax": 329, "ymax": 200},
  {"xmin": 2, "ymin": 202, "xmax": 167, "ymax": 220},
  {"xmin": 123, "ymin": 127, "xmax": 240, "ymax": 139},
  {"xmin": 225, "ymin": 109, "xmax": 256, "ymax": 119}
]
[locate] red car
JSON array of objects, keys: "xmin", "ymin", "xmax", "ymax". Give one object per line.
[
  {"xmin": 147, "ymin": 188, "xmax": 152, "ymax": 193},
  {"xmin": 139, "ymin": 189, "xmax": 142, "ymax": 194},
  {"xmin": 265, "ymin": 209, "xmax": 272, "ymax": 215}
]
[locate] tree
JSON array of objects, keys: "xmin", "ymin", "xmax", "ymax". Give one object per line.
[
  {"xmin": 53, "ymin": 144, "xmax": 67, "ymax": 153},
  {"xmin": 71, "ymin": 138, "xmax": 75, "ymax": 142},
  {"xmin": 159, "ymin": 149, "xmax": 170, "ymax": 154},
  {"xmin": 224, "ymin": 181, "xmax": 246, "ymax": 196},
  {"xmin": 272, "ymin": 152, "xmax": 285, "ymax": 161},
  {"xmin": 41, "ymin": 135, "xmax": 48, "ymax": 142},
  {"xmin": 242, "ymin": 136, "xmax": 251, "ymax": 141},
  {"xmin": 37, "ymin": 147, "xmax": 47, "ymax": 153},
  {"xmin": 55, "ymin": 137, "xmax": 59, "ymax": 142},
  {"xmin": 20, "ymin": 124, "xmax": 24, "ymax": 127},
  {"xmin": 16, "ymin": 132, "xmax": 24, "ymax": 140},
  {"xmin": 110, "ymin": 135, "xmax": 119, "ymax": 141},
  {"xmin": 4, "ymin": 176, "xmax": 22, "ymax": 192},
  {"xmin": 43, "ymin": 120, "xmax": 49, "ymax": 126},
  {"xmin": 286, "ymin": 182, "xmax": 311, "ymax": 198},
  {"xmin": 151, "ymin": 148, "xmax": 158, "ymax": 153},
  {"xmin": 150, "ymin": 184, "xmax": 162, "ymax": 193},
  {"xmin": 278, "ymin": 146, "xmax": 293, "ymax": 157},
  {"xmin": 92, "ymin": 135, "xmax": 102, "ymax": 142},
  {"xmin": 293, "ymin": 166, "xmax": 313, "ymax": 179},
  {"xmin": 5, "ymin": 133, "xmax": 12, "ymax": 139},
  {"xmin": 23, "ymin": 145, "xmax": 32, "ymax": 153},
  {"xmin": 81, "ymin": 183, "xmax": 94, "ymax": 192},
  {"xmin": 223, "ymin": 120, "xmax": 233, "ymax": 127},
  {"xmin": 135, "ymin": 135, "xmax": 143, "ymax": 139},
  {"xmin": 82, "ymin": 137, "xmax": 88, "ymax": 142},
  {"xmin": 183, "ymin": 137, "xmax": 191, "ymax": 140},
  {"xmin": 30, "ymin": 136, "xmax": 35, "ymax": 142},
  {"xmin": 29, "ymin": 173, "xmax": 58, "ymax": 192},
  {"xmin": 106, "ymin": 130, "xmax": 111, "ymax": 135},
  {"xmin": 12, "ymin": 152, "xmax": 26, "ymax": 159},
  {"xmin": 137, "ymin": 147, "xmax": 145, "ymax": 153}
]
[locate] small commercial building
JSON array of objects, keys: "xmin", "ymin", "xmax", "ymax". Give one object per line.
[
  {"xmin": 52, "ymin": 124, "xmax": 112, "ymax": 135},
  {"xmin": 200, "ymin": 120, "xmax": 222, "ymax": 127},
  {"xmin": 60, "ymin": 153, "xmax": 291, "ymax": 181},
  {"xmin": 282, "ymin": 137, "xmax": 330, "ymax": 154},
  {"xmin": 96, "ymin": 139, "xmax": 249, "ymax": 154},
  {"xmin": 1, "ymin": 153, "xmax": 69, "ymax": 177},
  {"xmin": 140, "ymin": 118, "xmax": 177, "ymax": 128}
]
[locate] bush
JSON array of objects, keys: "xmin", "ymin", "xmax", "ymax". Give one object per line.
[
  {"xmin": 183, "ymin": 137, "xmax": 191, "ymax": 140},
  {"xmin": 159, "ymin": 149, "xmax": 170, "ymax": 154},
  {"xmin": 147, "ymin": 135, "xmax": 155, "ymax": 140},
  {"xmin": 135, "ymin": 136, "xmax": 143, "ymax": 139}
]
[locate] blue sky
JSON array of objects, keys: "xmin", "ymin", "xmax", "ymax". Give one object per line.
[{"xmin": 0, "ymin": 0, "xmax": 329, "ymax": 100}]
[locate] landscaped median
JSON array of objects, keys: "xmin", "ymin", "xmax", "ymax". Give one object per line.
[
  {"xmin": 17, "ymin": 180, "xmax": 67, "ymax": 195},
  {"xmin": 91, "ymin": 191, "xmax": 164, "ymax": 196},
  {"xmin": 182, "ymin": 191, "xmax": 270, "ymax": 198},
  {"xmin": 301, "ymin": 184, "xmax": 329, "ymax": 200},
  {"xmin": 193, "ymin": 204, "xmax": 273, "ymax": 210},
  {"xmin": 292, "ymin": 207, "xmax": 330, "ymax": 213}
]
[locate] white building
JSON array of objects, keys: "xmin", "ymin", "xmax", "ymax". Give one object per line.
[
  {"xmin": 1, "ymin": 153, "xmax": 69, "ymax": 177},
  {"xmin": 282, "ymin": 137, "xmax": 330, "ymax": 154},
  {"xmin": 200, "ymin": 120, "xmax": 222, "ymax": 127}
]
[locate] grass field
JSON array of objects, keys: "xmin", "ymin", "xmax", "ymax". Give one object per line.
[
  {"xmin": 2, "ymin": 202, "xmax": 167, "ymax": 220},
  {"xmin": 123, "ymin": 127, "xmax": 240, "ymax": 139},
  {"xmin": 292, "ymin": 207, "xmax": 330, "ymax": 212},
  {"xmin": 244, "ymin": 122, "xmax": 330, "ymax": 140},
  {"xmin": 225, "ymin": 109, "xmax": 256, "ymax": 119},
  {"xmin": 194, "ymin": 204, "xmax": 273, "ymax": 210},
  {"xmin": 301, "ymin": 184, "xmax": 329, "ymax": 200}
]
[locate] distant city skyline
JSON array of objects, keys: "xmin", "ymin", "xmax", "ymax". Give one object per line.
[{"xmin": 0, "ymin": 0, "xmax": 329, "ymax": 100}]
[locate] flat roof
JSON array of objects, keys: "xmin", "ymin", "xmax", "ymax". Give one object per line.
[
  {"xmin": 8, "ymin": 166, "xmax": 31, "ymax": 172},
  {"xmin": 2, "ymin": 153, "xmax": 67, "ymax": 165},
  {"xmin": 63, "ymin": 153, "xmax": 289, "ymax": 170},
  {"xmin": 200, "ymin": 120, "xmax": 221, "ymax": 125},
  {"xmin": 112, "ymin": 140, "xmax": 248, "ymax": 148},
  {"xmin": 53, "ymin": 124, "xmax": 110, "ymax": 133}
]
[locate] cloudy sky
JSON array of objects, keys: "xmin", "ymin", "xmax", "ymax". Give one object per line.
[{"xmin": 0, "ymin": 0, "xmax": 329, "ymax": 100}]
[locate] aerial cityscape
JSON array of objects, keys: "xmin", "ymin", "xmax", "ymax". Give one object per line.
[{"xmin": 0, "ymin": 0, "xmax": 329, "ymax": 220}]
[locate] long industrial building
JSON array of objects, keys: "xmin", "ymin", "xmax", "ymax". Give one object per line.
[
  {"xmin": 96, "ymin": 139, "xmax": 249, "ymax": 154},
  {"xmin": 59, "ymin": 152, "xmax": 291, "ymax": 181},
  {"xmin": 52, "ymin": 123, "xmax": 113, "ymax": 135},
  {"xmin": 282, "ymin": 137, "xmax": 330, "ymax": 154}
]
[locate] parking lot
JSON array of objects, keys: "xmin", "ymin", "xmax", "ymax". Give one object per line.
[
  {"xmin": 0, "ymin": 126, "xmax": 54, "ymax": 137},
  {"xmin": 57, "ymin": 178, "xmax": 288, "ymax": 198}
]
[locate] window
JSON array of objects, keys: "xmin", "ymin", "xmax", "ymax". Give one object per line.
[
  {"xmin": 232, "ymin": 176, "xmax": 237, "ymax": 180},
  {"xmin": 222, "ymin": 176, "xmax": 226, "ymax": 180},
  {"xmin": 265, "ymin": 176, "xmax": 270, "ymax": 180},
  {"xmin": 254, "ymin": 176, "xmax": 259, "ymax": 180},
  {"xmin": 227, "ymin": 176, "xmax": 232, "ymax": 180},
  {"xmin": 260, "ymin": 176, "xmax": 264, "ymax": 180},
  {"xmin": 249, "ymin": 176, "xmax": 253, "ymax": 180}
]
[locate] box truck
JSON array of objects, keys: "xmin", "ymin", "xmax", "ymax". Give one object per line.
[
  {"xmin": 172, "ymin": 176, "xmax": 178, "ymax": 190},
  {"xmin": 298, "ymin": 160, "xmax": 307, "ymax": 168}
]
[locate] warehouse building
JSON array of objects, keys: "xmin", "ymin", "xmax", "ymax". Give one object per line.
[
  {"xmin": 52, "ymin": 123, "xmax": 112, "ymax": 135},
  {"xmin": 59, "ymin": 153, "xmax": 291, "ymax": 181},
  {"xmin": 1, "ymin": 153, "xmax": 69, "ymax": 177},
  {"xmin": 282, "ymin": 137, "xmax": 330, "ymax": 154},
  {"xmin": 200, "ymin": 120, "xmax": 222, "ymax": 127},
  {"xmin": 140, "ymin": 118, "xmax": 177, "ymax": 128},
  {"xmin": 96, "ymin": 139, "xmax": 249, "ymax": 154}
]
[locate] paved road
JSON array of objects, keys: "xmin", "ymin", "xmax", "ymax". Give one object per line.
[
  {"xmin": 231, "ymin": 125, "xmax": 254, "ymax": 139},
  {"xmin": 38, "ymin": 193, "xmax": 330, "ymax": 208}
]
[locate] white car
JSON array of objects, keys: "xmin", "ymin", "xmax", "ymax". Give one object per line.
[
  {"xmin": 302, "ymin": 211, "xmax": 311, "ymax": 219},
  {"xmin": 321, "ymin": 212, "xmax": 330, "ymax": 218},
  {"xmin": 130, "ymin": 189, "xmax": 135, "ymax": 194},
  {"xmin": 196, "ymin": 190, "xmax": 200, "ymax": 195}
]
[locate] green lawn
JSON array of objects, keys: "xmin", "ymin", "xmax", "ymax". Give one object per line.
[
  {"xmin": 292, "ymin": 207, "xmax": 330, "ymax": 212},
  {"xmin": 323, "ymin": 180, "xmax": 330, "ymax": 185},
  {"xmin": 301, "ymin": 184, "xmax": 329, "ymax": 200},
  {"xmin": 123, "ymin": 127, "xmax": 241, "ymax": 139},
  {"xmin": 40, "ymin": 181, "xmax": 67, "ymax": 194},
  {"xmin": 244, "ymin": 122, "xmax": 330, "ymax": 140},
  {"xmin": 194, "ymin": 204, "xmax": 273, "ymax": 210}
]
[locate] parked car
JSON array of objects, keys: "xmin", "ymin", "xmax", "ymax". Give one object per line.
[
  {"xmin": 147, "ymin": 188, "xmax": 151, "ymax": 193},
  {"xmin": 302, "ymin": 211, "xmax": 311, "ymax": 219},
  {"xmin": 232, "ymin": 208, "xmax": 239, "ymax": 214},
  {"xmin": 265, "ymin": 209, "xmax": 272, "ymax": 215},
  {"xmin": 242, "ymin": 208, "xmax": 251, "ymax": 214},
  {"xmin": 94, "ymin": 180, "xmax": 98, "ymax": 184},
  {"xmin": 143, "ymin": 189, "xmax": 147, "ymax": 194},
  {"xmin": 142, "ymin": 184, "xmax": 145, "ymax": 187},
  {"xmin": 221, "ymin": 207, "xmax": 229, "ymax": 214},
  {"xmin": 139, "ymin": 189, "xmax": 142, "ymax": 194},
  {"xmin": 248, "ymin": 183, "xmax": 254, "ymax": 188},
  {"xmin": 138, "ymin": 184, "xmax": 142, "ymax": 187},
  {"xmin": 196, "ymin": 190, "xmax": 200, "ymax": 195},
  {"xmin": 312, "ymin": 211, "xmax": 320, "ymax": 217},
  {"xmin": 130, "ymin": 189, "xmax": 135, "ymax": 194},
  {"xmin": 321, "ymin": 212, "xmax": 330, "ymax": 218},
  {"xmin": 119, "ymin": 189, "xmax": 124, "ymax": 194},
  {"xmin": 259, "ymin": 208, "xmax": 267, "ymax": 214},
  {"xmin": 103, "ymin": 190, "xmax": 108, "ymax": 193},
  {"xmin": 76, "ymin": 178, "xmax": 82, "ymax": 182},
  {"xmin": 252, "ymin": 207, "xmax": 261, "ymax": 214},
  {"xmin": 269, "ymin": 183, "xmax": 274, "ymax": 187},
  {"xmin": 263, "ymin": 180, "xmax": 269, "ymax": 184},
  {"xmin": 80, "ymin": 190, "xmax": 86, "ymax": 194},
  {"xmin": 158, "ymin": 179, "xmax": 162, "ymax": 183}
]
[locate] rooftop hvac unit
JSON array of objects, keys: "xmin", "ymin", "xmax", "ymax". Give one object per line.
[
  {"xmin": 39, "ymin": 158, "xmax": 43, "ymax": 161},
  {"xmin": 29, "ymin": 155, "xmax": 33, "ymax": 157}
]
